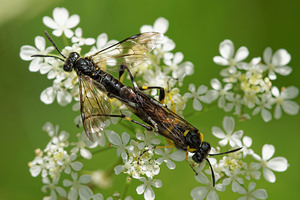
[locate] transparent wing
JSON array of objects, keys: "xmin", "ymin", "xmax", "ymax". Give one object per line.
[
  {"xmin": 90, "ymin": 32, "xmax": 163, "ymax": 72},
  {"xmin": 79, "ymin": 74, "xmax": 111, "ymax": 141}
]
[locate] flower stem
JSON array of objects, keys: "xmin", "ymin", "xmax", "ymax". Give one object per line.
[{"xmin": 121, "ymin": 176, "xmax": 132, "ymax": 199}]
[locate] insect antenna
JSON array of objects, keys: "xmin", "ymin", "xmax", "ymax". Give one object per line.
[
  {"xmin": 208, "ymin": 147, "xmax": 242, "ymax": 156},
  {"xmin": 205, "ymin": 147, "xmax": 242, "ymax": 186},
  {"xmin": 44, "ymin": 30, "xmax": 66, "ymax": 59},
  {"xmin": 31, "ymin": 54, "xmax": 65, "ymax": 62},
  {"xmin": 205, "ymin": 158, "xmax": 216, "ymax": 186},
  {"xmin": 31, "ymin": 30, "xmax": 66, "ymax": 62}
]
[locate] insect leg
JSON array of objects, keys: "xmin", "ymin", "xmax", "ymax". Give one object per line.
[
  {"xmin": 89, "ymin": 113, "xmax": 153, "ymax": 131},
  {"xmin": 119, "ymin": 63, "xmax": 139, "ymax": 90},
  {"xmin": 140, "ymin": 86, "xmax": 166, "ymax": 104}
]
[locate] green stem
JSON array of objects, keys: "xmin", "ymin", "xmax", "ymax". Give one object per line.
[
  {"xmin": 106, "ymin": 157, "xmax": 122, "ymax": 177},
  {"xmin": 121, "ymin": 176, "xmax": 132, "ymax": 199},
  {"xmin": 62, "ymin": 33, "xmax": 69, "ymax": 47},
  {"xmin": 78, "ymin": 147, "xmax": 111, "ymax": 160}
]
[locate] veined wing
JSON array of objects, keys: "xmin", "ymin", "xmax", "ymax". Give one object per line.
[
  {"xmin": 136, "ymin": 90, "xmax": 188, "ymax": 147},
  {"xmin": 89, "ymin": 32, "xmax": 163, "ymax": 72},
  {"xmin": 79, "ymin": 74, "xmax": 111, "ymax": 141}
]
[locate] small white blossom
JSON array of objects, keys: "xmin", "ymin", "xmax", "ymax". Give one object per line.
[
  {"xmin": 136, "ymin": 177, "xmax": 162, "ymax": 200},
  {"xmin": 252, "ymin": 94, "xmax": 273, "ymax": 122},
  {"xmin": 43, "ymin": 7, "xmax": 80, "ymax": 38},
  {"xmin": 63, "ymin": 172, "xmax": 93, "ymax": 200},
  {"xmin": 20, "ymin": 36, "xmax": 54, "ymax": 72},
  {"xmin": 106, "ymin": 131, "xmax": 130, "ymax": 160},
  {"xmin": 191, "ymin": 172, "xmax": 225, "ymax": 200},
  {"xmin": 42, "ymin": 177, "xmax": 66, "ymax": 200},
  {"xmin": 253, "ymin": 144, "xmax": 288, "ymax": 183},
  {"xmin": 136, "ymin": 131, "xmax": 161, "ymax": 150},
  {"xmin": 271, "ymin": 86, "xmax": 299, "ymax": 119},
  {"xmin": 213, "ymin": 39, "xmax": 249, "ymax": 73},
  {"xmin": 40, "ymin": 81, "xmax": 72, "ymax": 106},
  {"xmin": 155, "ymin": 148, "xmax": 185, "ymax": 169},
  {"xmin": 237, "ymin": 182, "xmax": 268, "ymax": 200},
  {"xmin": 71, "ymin": 132, "xmax": 95, "ymax": 160},
  {"xmin": 261, "ymin": 47, "xmax": 292, "ymax": 80},
  {"xmin": 207, "ymin": 78, "xmax": 233, "ymax": 108},
  {"xmin": 71, "ymin": 27, "xmax": 95, "ymax": 46},
  {"xmin": 184, "ymin": 84, "xmax": 209, "ymax": 111},
  {"xmin": 212, "ymin": 116, "xmax": 243, "ymax": 147}
]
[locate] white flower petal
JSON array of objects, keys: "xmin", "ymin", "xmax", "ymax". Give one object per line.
[
  {"xmin": 66, "ymin": 14, "xmax": 80, "ymax": 28},
  {"xmin": 106, "ymin": 130, "xmax": 121, "ymax": 146},
  {"xmin": 282, "ymin": 100, "xmax": 299, "ymax": 115},
  {"xmin": 30, "ymin": 166, "xmax": 41, "ymax": 177},
  {"xmin": 79, "ymin": 174, "xmax": 92, "ymax": 184},
  {"xmin": 272, "ymin": 49, "xmax": 291, "ymax": 66},
  {"xmin": 261, "ymin": 109, "xmax": 272, "ymax": 122},
  {"xmin": 243, "ymin": 136, "xmax": 252, "ymax": 147},
  {"xmin": 219, "ymin": 40, "xmax": 234, "ymax": 59},
  {"xmin": 267, "ymin": 157, "xmax": 288, "ymax": 172},
  {"xmin": 79, "ymin": 185, "xmax": 93, "ymax": 200},
  {"xmin": 263, "ymin": 168, "xmax": 276, "ymax": 183},
  {"xmin": 271, "ymin": 86, "xmax": 280, "ymax": 97},
  {"xmin": 71, "ymin": 161, "xmax": 83, "ymax": 171},
  {"xmin": 53, "ymin": 7, "xmax": 69, "ymax": 25},
  {"xmin": 193, "ymin": 99, "xmax": 202, "ymax": 111},
  {"xmin": 63, "ymin": 179, "xmax": 72, "ymax": 187},
  {"xmin": 212, "ymin": 127, "xmax": 225, "ymax": 139},
  {"xmin": 40, "ymin": 87, "xmax": 55, "ymax": 104},
  {"xmin": 213, "ymin": 56, "xmax": 229, "ymax": 66},
  {"xmin": 122, "ymin": 132, "xmax": 130, "ymax": 144},
  {"xmin": 140, "ymin": 25, "xmax": 153, "ymax": 33},
  {"xmin": 170, "ymin": 150, "xmax": 185, "ymax": 161},
  {"xmin": 68, "ymin": 188, "xmax": 78, "ymax": 200},
  {"xmin": 191, "ymin": 187, "xmax": 207, "ymax": 200},
  {"xmin": 263, "ymin": 47, "xmax": 272, "ymax": 64},
  {"xmin": 235, "ymin": 46, "xmax": 249, "ymax": 62},
  {"xmin": 268, "ymin": 70, "xmax": 277, "ymax": 80},
  {"xmin": 197, "ymin": 85, "xmax": 208, "ymax": 94},
  {"xmin": 57, "ymin": 90, "xmax": 72, "ymax": 106},
  {"xmin": 136, "ymin": 184, "xmax": 145, "ymax": 194},
  {"xmin": 29, "ymin": 58, "xmax": 41, "ymax": 72},
  {"xmin": 252, "ymin": 189, "xmax": 268, "ymax": 199},
  {"xmin": 151, "ymin": 179, "xmax": 162, "ymax": 188},
  {"xmin": 43, "ymin": 16, "xmax": 58, "ymax": 29},
  {"xmin": 219, "ymin": 138, "xmax": 228, "ymax": 146},
  {"xmin": 281, "ymin": 86, "xmax": 299, "ymax": 99},
  {"xmin": 210, "ymin": 78, "xmax": 221, "ymax": 90},
  {"xmin": 80, "ymin": 148, "xmax": 92, "ymax": 159},
  {"xmin": 223, "ymin": 116, "xmax": 234, "ymax": 134},
  {"xmin": 262, "ymin": 144, "xmax": 275, "ymax": 160},
  {"xmin": 274, "ymin": 66, "xmax": 292, "ymax": 76},
  {"xmin": 274, "ymin": 104, "xmax": 282, "ymax": 119},
  {"xmin": 207, "ymin": 190, "xmax": 219, "ymax": 200},
  {"xmin": 154, "ymin": 17, "xmax": 169, "ymax": 34},
  {"xmin": 114, "ymin": 165, "xmax": 124, "ymax": 175},
  {"xmin": 144, "ymin": 187, "xmax": 155, "ymax": 200},
  {"xmin": 166, "ymin": 160, "xmax": 176, "ymax": 169}
]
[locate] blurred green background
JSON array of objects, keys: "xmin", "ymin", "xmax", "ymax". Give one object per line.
[{"xmin": 1, "ymin": 0, "xmax": 299, "ymax": 199}]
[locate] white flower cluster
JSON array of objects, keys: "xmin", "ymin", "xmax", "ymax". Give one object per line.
[
  {"xmin": 185, "ymin": 40, "xmax": 299, "ymax": 122},
  {"xmin": 191, "ymin": 116, "xmax": 288, "ymax": 200},
  {"xmin": 21, "ymin": 7, "xmax": 292, "ymax": 200}
]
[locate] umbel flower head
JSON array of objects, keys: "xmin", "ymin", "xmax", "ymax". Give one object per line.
[{"xmin": 21, "ymin": 7, "xmax": 292, "ymax": 200}]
